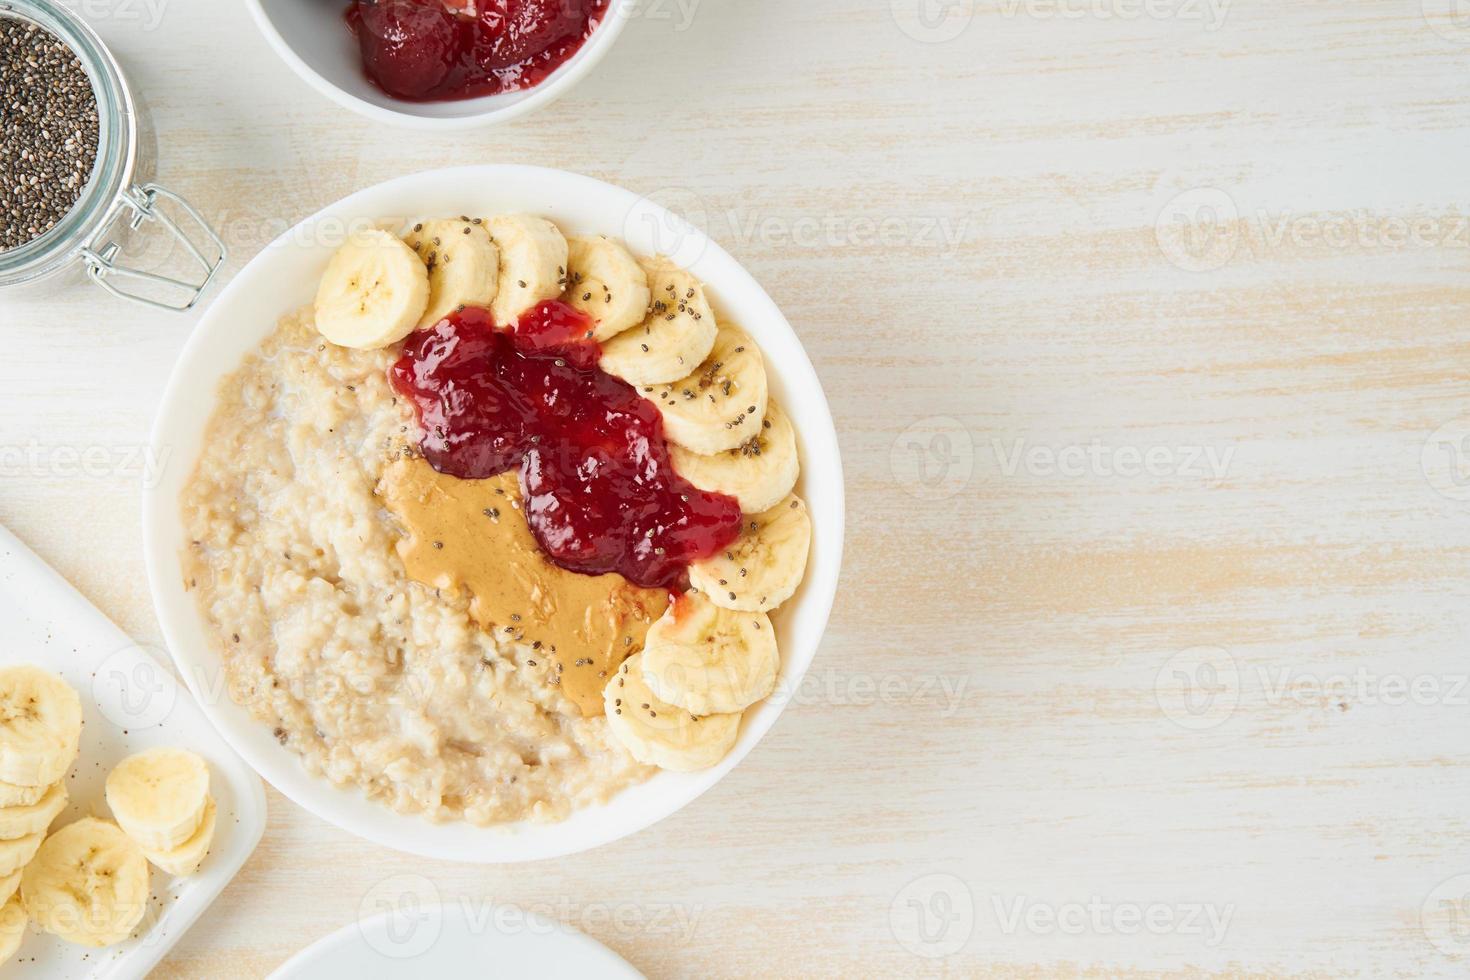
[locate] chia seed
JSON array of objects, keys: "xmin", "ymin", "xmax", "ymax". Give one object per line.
[{"xmin": 0, "ymin": 18, "xmax": 100, "ymax": 251}]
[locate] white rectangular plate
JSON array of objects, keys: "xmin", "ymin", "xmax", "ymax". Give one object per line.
[{"xmin": 0, "ymin": 524, "xmax": 265, "ymax": 979}]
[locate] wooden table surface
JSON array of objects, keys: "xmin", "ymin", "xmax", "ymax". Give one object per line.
[{"xmin": 5, "ymin": 0, "xmax": 1470, "ymax": 976}]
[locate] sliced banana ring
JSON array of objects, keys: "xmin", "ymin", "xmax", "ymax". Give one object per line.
[
  {"xmin": 105, "ymin": 747, "xmax": 210, "ymax": 851},
  {"xmin": 690, "ymin": 494, "xmax": 811, "ymax": 613},
  {"xmin": 0, "ymin": 894, "xmax": 23, "ymax": 966},
  {"xmin": 488, "ymin": 213, "xmax": 569, "ymax": 327},
  {"xmin": 0, "ymin": 665, "xmax": 82, "ymax": 788},
  {"xmin": 0, "ymin": 830, "xmax": 44, "ymax": 878},
  {"xmin": 142, "ymin": 795, "xmax": 216, "ymax": 878},
  {"xmin": 600, "ymin": 258, "xmax": 718, "ymax": 385},
  {"xmin": 603, "ymin": 654, "xmax": 741, "ymax": 772},
  {"xmin": 0, "ymin": 776, "xmax": 51, "ymax": 809},
  {"xmin": 22, "ymin": 817, "xmax": 149, "ymax": 948},
  {"xmin": 648, "ymin": 325, "xmax": 768, "ymax": 455},
  {"xmin": 641, "ymin": 593, "xmax": 778, "ymax": 716},
  {"xmin": 314, "ymin": 229, "xmax": 431, "ymax": 350},
  {"xmin": 0, "ymin": 781, "xmax": 66, "ymax": 841},
  {"xmin": 0, "ymin": 869, "xmax": 19, "ymax": 907},
  {"xmin": 565, "ymin": 235, "xmax": 651, "ymax": 341},
  {"xmin": 404, "ymin": 217, "xmax": 500, "ymax": 329},
  {"xmin": 670, "ymin": 398, "xmax": 799, "ymax": 514}
]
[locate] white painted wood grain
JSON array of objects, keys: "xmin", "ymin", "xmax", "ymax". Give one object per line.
[{"xmin": 5, "ymin": 0, "xmax": 1470, "ymax": 975}]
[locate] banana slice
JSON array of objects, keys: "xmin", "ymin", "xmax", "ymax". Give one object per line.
[
  {"xmin": 0, "ymin": 778, "xmax": 49, "ymax": 809},
  {"xmin": 647, "ymin": 325, "xmax": 768, "ymax": 455},
  {"xmin": 403, "ymin": 217, "xmax": 500, "ymax": 328},
  {"xmin": 22, "ymin": 817, "xmax": 149, "ymax": 948},
  {"xmin": 141, "ymin": 795, "xmax": 215, "ymax": 877},
  {"xmin": 314, "ymin": 229, "xmax": 430, "ymax": 350},
  {"xmin": 105, "ymin": 747, "xmax": 209, "ymax": 851},
  {"xmin": 600, "ymin": 258, "xmax": 718, "ymax": 385},
  {"xmin": 670, "ymin": 398, "xmax": 799, "ymax": 514},
  {"xmin": 603, "ymin": 654, "xmax": 741, "ymax": 772},
  {"xmin": 0, "ymin": 781, "xmax": 66, "ymax": 840},
  {"xmin": 564, "ymin": 235, "xmax": 651, "ymax": 341},
  {"xmin": 641, "ymin": 593, "xmax": 779, "ymax": 715},
  {"xmin": 487, "ymin": 214, "xmax": 569, "ymax": 326},
  {"xmin": 0, "ymin": 894, "xmax": 22, "ymax": 966},
  {"xmin": 0, "ymin": 665, "xmax": 82, "ymax": 788},
  {"xmin": 0, "ymin": 831, "xmax": 43, "ymax": 878},
  {"xmin": 689, "ymin": 494, "xmax": 811, "ymax": 612},
  {"xmin": 0, "ymin": 869, "xmax": 20, "ymax": 906}
]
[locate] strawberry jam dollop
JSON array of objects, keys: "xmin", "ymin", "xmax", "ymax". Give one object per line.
[
  {"xmin": 389, "ymin": 302, "xmax": 743, "ymax": 590},
  {"xmin": 346, "ymin": 0, "xmax": 609, "ymax": 102}
]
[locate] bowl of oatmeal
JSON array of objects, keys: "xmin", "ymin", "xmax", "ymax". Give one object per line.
[{"xmin": 141, "ymin": 166, "xmax": 844, "ymax": 862}]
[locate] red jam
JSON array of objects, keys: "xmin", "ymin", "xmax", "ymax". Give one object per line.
[
  {"xmin": 390, "ymin": 302, "xmax": 743, "ymax": 589},
  {"xmin": 346, "ymin": 0, "xmax": 609, "ymax": 102}
]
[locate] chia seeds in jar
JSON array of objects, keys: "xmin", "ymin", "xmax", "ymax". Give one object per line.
[
  {"xmin": 0, "ymin": 0, "xmax": 224, "ymax": 310},
  {"xmin": 0, "ymin": 17, "xmax": 100, "ymax": 250}
]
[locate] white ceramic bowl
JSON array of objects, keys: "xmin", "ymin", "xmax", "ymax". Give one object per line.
[
  {"xmin": 269, "ymin": 903, "xmax": 644, "ymax": 978},
  {"xmin": 142, "ymin": 165, "xmax": 845, "ymax": 863},
  {"xmin": 244, "ymin": 0, "xmax": 632, "ymax": 129}
]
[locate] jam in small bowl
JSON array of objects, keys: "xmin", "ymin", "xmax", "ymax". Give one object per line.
[{"xmin": 245, "ymin": 0, "xmax": 632, "ymax": 128}]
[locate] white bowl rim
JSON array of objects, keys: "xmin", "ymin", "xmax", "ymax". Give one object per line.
[
  {"xmin": 243, "ymin": 0, "xmax": 633, "ymax": 130},
  {"xmin": 142, "ymin": 164, "xmax": 846, "ymax": 863},
  {"xmin": 267, "ymin": 902, "xmax": 644, "ymax": 978}
]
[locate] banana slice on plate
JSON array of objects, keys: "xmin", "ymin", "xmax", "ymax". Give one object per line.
[
  {"xmin": 0, "ymin": 781, "xmax": 66, "ymax": 840},
  {"xmin": 0, "ymin": 779, "xmax": 48, "ymax": 808},
  {"xmin": 0, "ymin": 894, "xmax": 23, "ymax": 965},
  {"xmin": 0, "ymin": 830, "xmax": 44, "ymax": 878},
  {"xmin": 603, "ymin": 654, "xmax": 741, "ymax": 772},
  {"xmin": 488, "ymin": 214, "xmax": 569, "ymax": 327},
  {"xmin": 647, "ymin": 325, "xmax": 768, "ymax": 455},
  {"xmin": 105, "ymin": 747, "xmax": 209, "ymax": 851},
  {"xmin": 141, "ymin": 795, "xmax": 215, "ymax": 877},
  {"xmin": 314, "ymin": 229, "xmax": 430, "ymax": 350},
  {"xmin": 690, "ymin": 494, "xmax": 812, "ymax": 612},
  {"xmin": 0, "ymin": 869, "xmax": 20, "ymax": 906},
  {"xmin": 670, "ymin": 398, "xmax": 800, "ymax": 514},
  {"xmin": 600, "ymin": 258, "xmax": 718, "ymax": 385},
  {"xmin": 564, "ymin": 235, "xmax": 651, "ymax": 341},
  {"xmin": 641, "ymin": 593, "xmax": 779, "ymax": 716},
  {"xmin": 403, "ymin": 217, "xmax": 500, "ymax": 328},
  {"xmin": 23, "ymin": 817, "xmax": 149, "ymax": 948},
  {"xmin": 0, "ymin": 665, "xmax": 82, "ymax": 788}
]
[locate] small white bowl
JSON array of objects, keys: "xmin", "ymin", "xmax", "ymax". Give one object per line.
[
  {"xmin": 142, "ymin": 165, "xmax": 845, "ymax": 863},
  {"xmin": 244, "ymin": 0, "xmax": 632, "ymax": 129}
]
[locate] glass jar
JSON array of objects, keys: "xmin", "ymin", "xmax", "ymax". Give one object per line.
[{"xmin": 0, "ymin": 0, "xmax": 225, "ymax": 311}]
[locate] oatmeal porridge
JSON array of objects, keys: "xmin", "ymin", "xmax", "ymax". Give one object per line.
[
  {"xmin": 180, "ymin": 214, "xmax": 812, "ymax": 824},
  {"xmin": 182, "ymin": 311, "xmax": 651, "ymax": 824}
]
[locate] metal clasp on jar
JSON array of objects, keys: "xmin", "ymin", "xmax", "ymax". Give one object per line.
[{"xmin": 79, "ymin": 183, "xmax": 226, "ymax": 312}]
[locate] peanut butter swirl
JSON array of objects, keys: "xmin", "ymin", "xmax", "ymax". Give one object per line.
[{"xmin": 378, "ymin": 458, "xmax": 670, "ymax": 716}]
